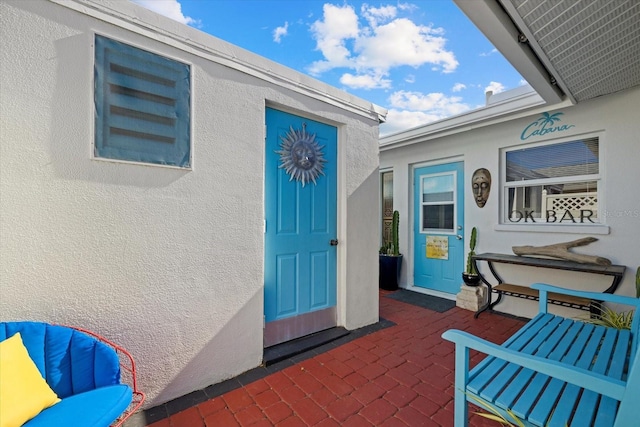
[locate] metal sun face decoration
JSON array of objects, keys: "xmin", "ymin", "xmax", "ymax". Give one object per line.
[{"xmin": 276, "ymin": 124, "xmax": 327, "ymax": 187}]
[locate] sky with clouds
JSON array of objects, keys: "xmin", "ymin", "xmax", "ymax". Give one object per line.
[{"xmin": 130, "ymin": 0, "xmax": 526, "ymax": 136}]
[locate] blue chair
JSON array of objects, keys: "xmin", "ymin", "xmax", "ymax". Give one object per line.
[{"xmin": 0, "ymin": 321, "xmax": 144, "ymax": 426}]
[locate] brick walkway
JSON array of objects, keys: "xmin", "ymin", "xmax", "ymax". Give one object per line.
[{"xmin": 145, "ymin": 290, "xmax": 526, "ymax": 426}]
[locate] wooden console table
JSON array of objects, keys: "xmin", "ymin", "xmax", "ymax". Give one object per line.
[{"xmin": 472, "ymin": 252, "xmax": 626, "ymax": 318}]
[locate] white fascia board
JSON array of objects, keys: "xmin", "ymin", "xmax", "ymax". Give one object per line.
[
  {"xmin": 50, "ymin": 0, "xmax": 387, "ymax": 123},
  {"xmin": 453, "ymin": 0, "xmax": 565, "ymax": 105},
  {"xmin": 379, "ymin": 90, "xmax": 572, "ymax": 150}
]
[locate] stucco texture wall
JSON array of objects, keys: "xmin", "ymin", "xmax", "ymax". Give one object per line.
[
  {"xmin": 0, "ymin": 0, "xmax": 381, "ymax": 406},
  {"xmin": 380, "ymin": 86, "xmax": 640, "ymax": 319}
]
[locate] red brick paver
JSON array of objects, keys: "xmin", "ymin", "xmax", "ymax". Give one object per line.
[{"xmin": 148, "ymin": 290, "xmax": 525, "ymax": 426}]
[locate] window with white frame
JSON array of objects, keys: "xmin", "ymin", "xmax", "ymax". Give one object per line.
[
  {"xmin": 94, "ymin": 35, "xmax": 191, "ymax": 167},
  {"xmin": 502, "ymin": 137, "xmax": 600, "ymax": 225}
]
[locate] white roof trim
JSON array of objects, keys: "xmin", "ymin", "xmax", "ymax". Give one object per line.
[
  {"xmin": 50, "ymin": 0, "xmax": 387, "ymax": 123},
  {"xmin": 380, "ymin": 87, "xmax": 572, "ymax": 150}
]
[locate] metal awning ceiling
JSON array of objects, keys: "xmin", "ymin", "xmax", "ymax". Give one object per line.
[{"xmin": 455, "ymin": 0, "xmax": 640, "ymax": 104}]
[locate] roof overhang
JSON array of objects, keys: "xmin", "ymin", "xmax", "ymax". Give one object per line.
[{"xmin": 453, "ymin": 0, "xmax": 566, "ymax": 104}]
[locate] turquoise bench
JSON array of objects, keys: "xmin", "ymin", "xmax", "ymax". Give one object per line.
[
  {"xmin": 443, "ymin": 283, "xmax": 640, "ymax": 427},
  {"xmin": 0, "ymin": 321, "xmax": 144, "ymax": 426}
]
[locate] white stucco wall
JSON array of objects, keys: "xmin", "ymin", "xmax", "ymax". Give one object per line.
[
  {"xmin": 380, "ymin": 86, "xmax": 640, "ymax": 319},
  {"xmin": 0, "ymin": 0, "xmax": 382, "ymax": 406}
]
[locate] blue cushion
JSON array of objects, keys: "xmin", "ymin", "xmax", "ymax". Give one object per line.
[
  {"xmin": 23, "ymin": 385, "xmax": 133, "ymax": 427},
  {"xmin": 0, "ymin": 322, "xmax": 121, "ymax": 398}
]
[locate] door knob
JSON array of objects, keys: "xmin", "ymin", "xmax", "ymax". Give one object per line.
[
  {"xmin": 456, "ymin": 235, "xmax": 463, "ymax": 240},
  {"xmin": 330, "ymin": 239, "xmax": 339, "ymax": 246}
]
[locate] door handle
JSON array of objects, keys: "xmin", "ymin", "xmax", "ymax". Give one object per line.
[
  {"xmin": 456, "ymin": 235, "xmax": 463, "ymax": 240},
  {"xmin": 330, "ymin": 239, "xmax": 339, "ymax": 246}
]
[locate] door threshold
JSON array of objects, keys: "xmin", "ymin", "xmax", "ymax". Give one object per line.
[{"xmin": 263, "ymin": 327, "xmax": 349, "ymax": 366}]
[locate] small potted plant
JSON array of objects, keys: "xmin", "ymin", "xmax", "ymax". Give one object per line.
[
  {"xmin": 462, "ymin": 227, "xmax": 481, "ymax": 286},
  {"xmin": 379, "ymin": 210, "xmax": 403, "ymax": 290}
]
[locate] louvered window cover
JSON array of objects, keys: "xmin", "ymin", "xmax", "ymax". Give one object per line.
[{"xmin": 94, "ymin": 35, "xmax": 191, "ymax": 167}]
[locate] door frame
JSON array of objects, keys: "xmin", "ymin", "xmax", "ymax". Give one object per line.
[
  {"xmin": 409, "ymin": 157, "xmax": 465, "ymax": 299},
  {"xmin": 263, "ymin": 103, "xmax": 345, "ymax": 347}
]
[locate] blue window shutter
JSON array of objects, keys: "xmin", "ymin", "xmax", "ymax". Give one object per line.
[{"xmin": 95, "ymin": 35, "xmax": 190, "ymax": 167}]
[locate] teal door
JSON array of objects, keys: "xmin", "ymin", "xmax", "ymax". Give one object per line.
[
  {"xmin": 413, "ymin": 162, "xmax": 464, "ymax": 294},
  {"xmin": 264, "ymin": 108, "xmax": 337, "ymax": 347}
]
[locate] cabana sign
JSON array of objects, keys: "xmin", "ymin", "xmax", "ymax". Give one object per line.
[
  {"xmin": 277, "ymin": 124, "xmax": 326, "ymax": 187},
  {"xmin": 520, "ymin": 112, "xmax": 575, "ymax": 140}
]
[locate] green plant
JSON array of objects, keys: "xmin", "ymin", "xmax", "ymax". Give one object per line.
[
  {"xmin": 467, "ymin": 393, "xmax": 524, "ymax": 426},
  {"xmin": 465, "ymin": 227, "xmax": 478, "ymax": 275},
  {"xmin": 379, "ymin": 242, "xmax": 393, "ymax": 255},
  {"xmin": 579, "ymin": 303, "xmax": 634, "ymax": 330},
  {"xmin": 468, "ymin": 393, "xmax": 569, "ymax": 426},
  {"xmin": 392, "ymin": 210, "xmax": 400, "ymax": 256}
]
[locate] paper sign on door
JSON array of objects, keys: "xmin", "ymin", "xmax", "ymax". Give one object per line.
[{"xmin": 426, "ymin": 236, "xmax": 448, "ymax": 260}]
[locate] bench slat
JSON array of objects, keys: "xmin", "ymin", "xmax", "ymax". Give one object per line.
[
  {"xmin": 473, "ymin": 316, "xmax": 564, "ymax": 401},
  {"xmin": 534, "ymin": 327, "xmax": 618, "ymax": 426},
  {"xmin": 510, "ymin": 322, "xmax": 595, "ymax": 419},
  {"xmin": 567, "ymin": 328, "xmax": 619, "ymax": 425},
  {"xmin": 587, "ymin": 330, "xmax": 630, "ymax": 427},
  {"xmin": 468, "ymin": 314, "xmax": 553, "ymax": 388},
  {"xmin": 495, "ymin": 319, "xmax": 579, "ymax": 409},
  {"xmin": 468, "ymin": 314, "xmax": 556, "ymax": 393},
  {"xmin": 529, "ymin": 324, "xmax": 606, "ymax": 425}
]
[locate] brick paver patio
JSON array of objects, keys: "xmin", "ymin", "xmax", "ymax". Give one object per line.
[{"xmin": 142, "ymin": 290, "xmax": 526, "ymax": 426}]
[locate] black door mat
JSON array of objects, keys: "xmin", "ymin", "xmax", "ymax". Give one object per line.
[
  {"xmin": 385, "ymin": 289, "xmax": 456, "ymax": 313},
  {"xmin": 263, "ymin": 327, "xmax": 350, "ymax": 366}
]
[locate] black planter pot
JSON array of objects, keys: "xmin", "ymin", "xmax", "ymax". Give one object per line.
[
  {"xmin": 462, "ymin": 272, "xmax": 481, "ymax": 286},
  {"xmin": 379, "ymin": 254, "xmax": 403, "ymax": 291}
]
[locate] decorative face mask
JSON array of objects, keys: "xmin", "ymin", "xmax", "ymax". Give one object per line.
[
  {"xmin": 277, "ymin": 124, "xmax": 326, "ymax": 187},
  {"xmin": 472, "ymin": 168, "xmax": 491, "ymax": 208}
]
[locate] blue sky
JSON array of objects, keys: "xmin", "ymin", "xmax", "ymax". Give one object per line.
[{"xmin": 130, "ymin": 0, "xmax": 526, "ymax": 135}]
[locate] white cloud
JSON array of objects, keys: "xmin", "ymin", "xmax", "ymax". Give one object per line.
[
  {"xmin": 479, "ymin": 48, "xmax": 498, "ymax": 57},
  {"xmin": 380, "ymin": 110, "xmax": 442, "ymax": 135},
  {"xmin": 354, "ymin": 18, "xmax": 458, "ymax": 72},
  {"xmin": 340, "ymin": 73, "xmax": 391, "ymax": 89},
  {"xmin": 379, "ymin": 90, "xmax": 471, "ymax": 135},
  {"xmin": 389, "ymin": 90, "xmax": 470, "ymax": 115},
  {"xmin": 308, "ymin": 3, "xmax": 458, "ymax": 88},
  {"xmin": 485, "ymin": 81, "xmax": 506, "ymax": 94},
  {"xmin": 130, "ymin": 0, "xmax": 198, "ymax": 26},
  {"xmin": 361, "ymin": 4, "xmax": 397, "ymax": 27},
  {"xmin": 273, "ymin": 22, "xmax": 289, "ymax": 43},
  {"xmin": 405, "ymin": 74, "xmax": 416, "ymax": 83},
  {"xmin": 397, "ymin": 2, "xmax": 418, "ymax": 13},
  {"xmin": 308, "ymin": 4, "xmax": 359, "ymax": 74},
  {"xmin": 452, "ymin": 83, "xmax": 466, "ymax": 92}
]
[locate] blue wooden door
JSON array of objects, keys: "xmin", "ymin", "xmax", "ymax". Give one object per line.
[
  {"xmin": 413, "ymin": 162, "xmax": 464, "ymax": 294},
  {"xmin": 264, "ymin": 108, "xmax": 337, "ymax": 347}
]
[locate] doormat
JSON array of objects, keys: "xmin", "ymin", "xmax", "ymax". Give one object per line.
[{"xmin": 385, "ymin": 289, "xmax": 456, "ymax": 313}]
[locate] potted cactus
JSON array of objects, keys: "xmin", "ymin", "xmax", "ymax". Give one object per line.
[
  {"xmin": 379, "ymin": 210, "xmax": 403, "ymax": 290},
  {"xmin": 462, "ymin": 227, "xmax": 481, "ymax": 286}
]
